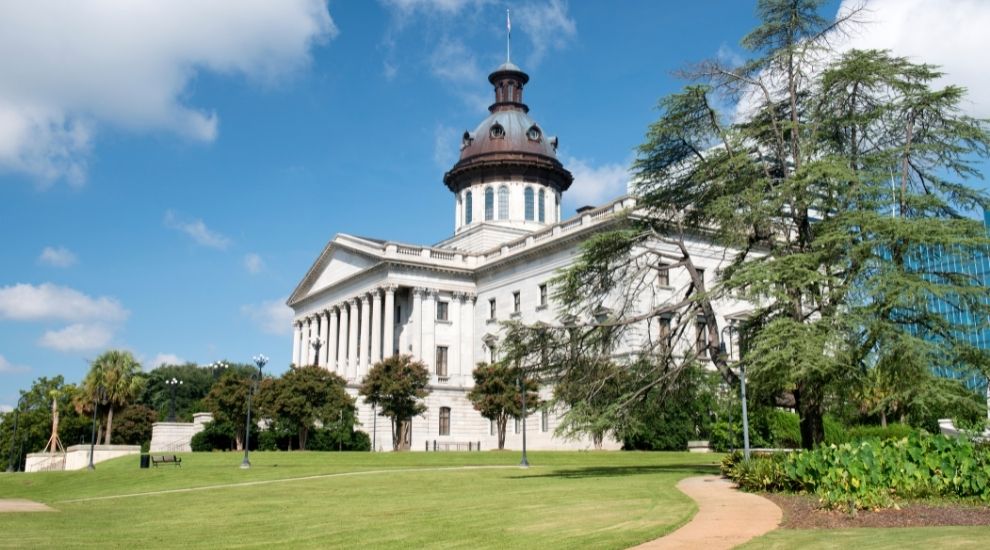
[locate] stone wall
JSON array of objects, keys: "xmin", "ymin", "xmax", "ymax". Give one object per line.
[
  {"xmin": 150, "ymin": 412, "xmax": 213, "ymax": 452},
  {"xmin": 25, "ymin": 444, "xmax": 141, "ymax": 472}
]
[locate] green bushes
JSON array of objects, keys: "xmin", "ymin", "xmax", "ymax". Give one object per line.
[{"xmin": 723, "ymin": 435, "xmax": 990, "ymax": 511}]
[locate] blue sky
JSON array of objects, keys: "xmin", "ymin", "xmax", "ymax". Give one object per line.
[{"xmin": 1, "ymin": 0, "xmax": 988, "ymax": 408}]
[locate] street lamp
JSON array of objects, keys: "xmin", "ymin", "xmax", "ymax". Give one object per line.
[
  {"xmin": 88, "ymin": 386, "xmax": 107, "ymax": 471},
  {"xmin": 242, "ymin": 354, "xmax": 268, "ymax": 469},
  {"xmin": 720, "ymin": 325, "xmax": 750, "ymax": 461},
  {"xmin": 6, "ymin": 394, "xmax": 27, "ymax": 473},
  {"xmin": 165, "ymin": 378, "xmax": 183, "ymax": 422},
  {"xmin": 208, "ymin": 360, "xmax": 229, "ymax": 379},
  {"xmin": 311, "ymin": 338, "xmax": 323, "ymax": 367},
  {"xmin": 517, "ymin": 370, "xmax": 529, "ymax": 468}
]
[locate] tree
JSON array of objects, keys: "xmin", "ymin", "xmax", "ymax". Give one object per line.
[
  {"xmin": 111, "ymin": 404, "xmax": 158, "ymax": 446},
  {"xmin": 503, "ymin": 0, "xmax": 990, "ymax": 449},
  {"xmin": 359, "ymin": 355, "xmax": 430, "ymax": 451},
  {"xmin": 2, "ymin": 377, "xmax": 89, "ymax": 469},
  {"xmin": 139, "ymin": 363, "xmax": 215, "ymax": 421},
  {"xmin": 82, "ymin": 350, "xmax": 146, "ymax": 444},
  {"xmin": 466, "ymin": 362, "xmax": 540, "ymax": 450},
  {"xmin": 262, "ymin": 365, "xmax": 354, "ymax": 450},
  {"xmin": 203, "ymin": 366, "xmax": 265, "ymax": 451}
]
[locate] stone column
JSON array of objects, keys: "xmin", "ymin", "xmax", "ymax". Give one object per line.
[
  {"xmin": 411, "ymin": 287, "xmax": 424, "ymax": 360},
  {"xmin": 302, "ymin": 317, "xmax": 312, "ymax": 365},
  {"xmin": 319, "ymin": 310, "xmax": 330, "ymax": 367},
  {"xmin": 327, "ymin": 306, "xmax": 339, "ymax": 373},
  {"xmin": 347, "ymin": 298, "xmax": 359, "ymax": 380},
  {"xmin": 371, "ymin": 289, "xmax": 383, "ymax": 365},
  {"xmin": 383, "ymin": 285, "xmax": 396, "ymax": 357},
  {"xmin": 359, "ymin": 294, "xmax": 371, "ymax": 378},
  {"xmin": 291, "ymin": 321, "xmax": 302, "ymax": 366},
  {"xmin": 423, "ymin": 289, "xmax": 436, "ymax": 373},
  {"xmin": 461, "ymin": 294, "xmax": 475, "ymax": 382},
  {"xmin": 452, "ymin": 293, "xmax": 464, "ymax": 381},
  {"xmin": 338, "ymin": 303, "xmax": 349, "ymax": 377}
]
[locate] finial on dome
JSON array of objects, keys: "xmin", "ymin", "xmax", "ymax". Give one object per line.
[{"xmin": 506, "ymin": 8, "xmax": 511, "ymax": 64}]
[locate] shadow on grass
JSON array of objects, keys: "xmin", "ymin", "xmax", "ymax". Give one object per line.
[{"xmin": 513, "ymin": 463, "xmax": 720, "ymax": 480}]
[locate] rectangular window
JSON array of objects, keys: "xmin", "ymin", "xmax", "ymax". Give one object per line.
[
  {"xmin": 695, "ymin": 320, "xmax": 707, "ymax": 354},
  {"xmin": 658, "ymin": 263, "xmax": 669, "ymax": 286},
  {"xmin": 538, "ymin": 284, "xmax": 548, "ymax": 307},
  {"xmin": 436, "ymin": 301, "xmax": 448, "ymax": 321},
  {"xmin": 490, "ymin": 419, "xmax": 496, "ymax": 436},
  {"xmin": 435, "ymin": 346, "xmax": 448, "ymax": 377},
  {"xmin": 439, "ymin": 407, "xmax": 450, "ymax": 436},
  {"xmin": 513, "ymin": 291, "xmax": 521, "ymax": 313},
  {"xmin": 659, "ymin": 317, "xmax": 672, "ymax": 350},
  {"xmin": 541, "ymin": 410, "xmax": 549, "ymax": 432},
  {"xmin": 488, "ymin": 344, "xmax": 497, "ymax": 364},
  {"xmin": 697, "ymin": 268, "xmax": 705, "ymax": 287},
  {"xmin": 514, "ymin": 417, "xmax": 521, "ymax": 434},
  {"xmin": 489, "ymin": 298, "xmax": 496, "ymax": 319}
]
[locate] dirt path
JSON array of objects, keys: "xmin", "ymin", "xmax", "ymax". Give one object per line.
[
  {"xmin": 0, "ymin": 499, "xmax": 55, "ymax": 512},
  {"xmin": 632, "ymin": 475, "xmax": 781, "ymax": 550}
]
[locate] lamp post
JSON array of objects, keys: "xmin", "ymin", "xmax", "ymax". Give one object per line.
[
  {"xmin": 720, "ymin": 325, "xmax": 750, "ymax": 461},
  {"xmin": 165, "ymin": 378, "xmax": 183, "ymax": 422},
  {"xmin": 311, "ymin": 338, "xmax": 323, "ymax": 367},
  {"xmin": 88, "ymin": 386, "xmax": 106, "ymax": 471},
  {"xmin": 6, "ymin": 394, "xmax": 27, "ymax": 473},
  {"xmin": 208, "ymin": 360, "xmax": 229, "ymax": 380},
  {"xmin": 242, "ymin": 354, "xmax": 268, "ymax": 469},
  {"xmin": 517, "ymin": 370, "xmax": 529, "ymax": 468}
]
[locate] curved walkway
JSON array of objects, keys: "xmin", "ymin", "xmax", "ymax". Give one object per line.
[{"xmin": 632, "ymin": 475, "xmax": 782, "ymax": 550}]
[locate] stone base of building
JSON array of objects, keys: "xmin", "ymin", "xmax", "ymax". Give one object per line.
[{"xmin": 150, "ymin": 412, "xmax": 214, "ymax": 452}]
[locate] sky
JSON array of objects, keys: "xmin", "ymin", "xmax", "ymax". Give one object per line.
[{"xmin": 1, "ymin": 0, "xmax": 989, "ymax": 409}]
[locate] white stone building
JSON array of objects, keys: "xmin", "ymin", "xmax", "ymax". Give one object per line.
[{"xmin": 287, "ymin": 62, "xmax": 749, "ymax": 451}]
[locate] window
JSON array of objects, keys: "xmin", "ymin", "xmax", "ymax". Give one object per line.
[
  {"xmin": 538, "ymin": 284, "xmax": 548, "ymax": 307},
  {"xmin": 514, "ymin": 417, "xmax": 521, "ymax": 434},
  {"xmin": 513, "ymin": 291, "xmax": 521, "ymax": 313},
  {"xmin": 487, "ymin": 343, "xmax": 497, "ymax": 363},
  {"xmin": 658, "ymin": 263, "xmax": 669, "ymax": 286},
  {"xmin": 490, "ymin": 123, "xmax": 505, "ymax": 139},
  {"xmin": 435, "ymin": 346, "xmax": 448, "ymax": 377},
  {"xmin": 465, "ymin": 191, "xmax": 473, "ymax": 224},
  {"xmin": 484, "ymin": 187, "xmax": 494, "ymax": 221},
  {"xmin": 526, "ymin": 125, "xmax": 541, "ymax": 141},
  {"xmin": 439, "ymin": 407, "xmax": 450, "ymax": 436},
  {"xmin": 538, "ymin": 189, "xmax": 546, "ymax": 222},
  {"xmin": 697, "ymin": 268, "xmax": 705, "ymax": 287},
  {"xmin": 490, "ymin": 419, "xmax": 496, "ymax": 436},
  {"xmin": 524, "ymin": 187, "xmax": 534, "ymax": 220},
  {"xmin": 436, "ymin": 301, "xmax": 448, "ymax": 321},
  {"xmin": 498, "ymin": 186, "xmax": 509, "ymax": 220},
  {"xmin": 659, "ymin": 317, "xmax": 672, "ymax": 350},
  {"xmin": 695, "ymin": 319, "xmax": 707, "ymax": 354},
  {"xmin": 541, "ymin": 410, "xmax": 549, "ymax": 432},
  {"xmin": 489, "ymin": 298, "xmax": 496, "ymax": 319}
]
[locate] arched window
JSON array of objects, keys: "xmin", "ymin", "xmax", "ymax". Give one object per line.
[
  {"xmin": 439, "ymin": 407, "xmax": 451, "ymax": 436},
  {"xmin": 498, "ymin": 186, "xmax": 509, "ymax": 220},
  {"xmin": 538, "ymin": 189, "xmax": 546, "ymax": 222},
  {"xmin": 524, "ymin": 187, "xmax": 534, "ymax": 221},
  {"xmin": 465, "ymin": 191, "xmax": 473, "ymax": 224},
  {"xmin": 484, "ymin": 187, "xmax": 494, "ymax": 221}
]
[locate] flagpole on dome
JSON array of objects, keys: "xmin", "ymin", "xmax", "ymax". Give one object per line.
[{"xmin": 506, "ymin": 8, "xmax": 511, "ymax": 63}]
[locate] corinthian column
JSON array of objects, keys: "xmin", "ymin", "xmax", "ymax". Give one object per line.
[
  {"xmin": 319, "ymin": 310, "xmax": 330, "ymax": 367},
  {"xmin": 371, "ymin": 289, "xmax": 383, "ymax": 365},
  {"xmin": 327, "ymin": 306, "xmax": 339, "ymax": 372},
  {"xmin": 411, "ymin": 287, "xmax": 424, "ymax": 359},
  {"xmin": 347, "ymin": 298, "xmax": 359, "ymax": 380},
  {"xmin": 291, "ymin": 321, "xmax": 302, "ymax": 366},
  {"xmin": 383, "ymin": 285, "xmax": 396, "ymax": 358},
  {"xmin": 338, "ymin": 304, "xmax": 349, "ymax": 376},
  {"xmin": 359, "ymin": 294, "xmax": 371, "ymax": 378}
]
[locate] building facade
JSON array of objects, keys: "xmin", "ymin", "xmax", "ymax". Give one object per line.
[{"xmin": 287, "ymin": 62, "xmax": 751, "ymax": 450}]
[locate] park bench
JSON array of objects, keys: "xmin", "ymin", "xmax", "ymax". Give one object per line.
[{"xmin": 151, "ymin": 455, "xmax": 182, "ymax": 467}]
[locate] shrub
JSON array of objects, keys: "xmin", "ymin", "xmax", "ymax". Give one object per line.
[
  {"xmin": 847, "ymin": 424, "xmax": 917, "ymax": 442},
  {"xmin": 823, "ymin": 415, "xmax": 848, "ymax": 445}
]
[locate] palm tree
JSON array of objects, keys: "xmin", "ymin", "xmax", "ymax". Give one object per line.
[{"xmin": 83, "ymin": 350, "xmax": 145, "ymax": 444}]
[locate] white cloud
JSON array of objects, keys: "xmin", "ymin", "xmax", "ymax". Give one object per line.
[
  {"xmin": 38, "ymin": 246, "xmax": 77, "ymax": 268},
  {"xmin": 515, "ymin": 0, "xmax": 577, "ymax": 67},
  {"xmin": 149, "ymin": 353, "xmax": 185, "ymax": 368},
  {"xmin": 0, "ymin": 1, "xmax": 337, "ymax": 186},
  {"xmin": 38, "ymin": 323, "xmax": 113, "ymax": 352},
  {"xmin": 241, "ymin": 298, "xmax": 294, "ymax": 336},
  {"xmin": 564, "ymin": 156, "xmax": 631, "ymax": 207},
  {"xmin": 0, "ymin": 283, "xmax": 128, "ymax": 322},
  {"xmin": 381, "ymin": 0, "xmax": 488, "ymax": 19},
  {"xmin": 244, "ymin": 253, "xmax": 265, "ymax": 274},
  {"xmin": 0, "ymin": 404, "xmax": 11, "ymax": 413},
  {"xmin": 429, "ymin": 39, "xmax": 483, "ymax": 84},
  {"xmin": 164, "ymin": 210, "xmax": 232, "ymax": 250},
  {"xmin": 838, "ymin": 0, "xmax": 990, "ymax": 117},
  {"xmin": 0, "ymin": 354, "xmax": 30, "ymax": 374},
  {"xmin": 434, "ymin": 124, "xmax": 459, "ymax": 168}
]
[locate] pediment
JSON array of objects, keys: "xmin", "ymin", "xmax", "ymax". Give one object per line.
[{"xmin": 288, "ymin": 240, "xmax": 381, "ymax": 306}]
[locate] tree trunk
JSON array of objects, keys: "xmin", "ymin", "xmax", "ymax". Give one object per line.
[
  {"xmin": 299, "ymin": 426, "xmax": 308, "ymax": 451},
  {"xmin": 392, "ymin": 417, "xmax": 401, "ymax": 451},
  {"xmin": 880, "ymin": 410, "xmax": 888, "ymax": 428},
  {"xmin": 795, "ymin": 385, "xmax": 824, "ymax": 449},
  {"xmin": 104, "ymin": 405, "xmax": 115, "ymax": 445},
  {"xmin": 497, "ymin": 415, "xmax": 507, "ymax": 450},
  {"xmin": 234, "ymin": 431, "xmax": 244, "ymax": 451}
]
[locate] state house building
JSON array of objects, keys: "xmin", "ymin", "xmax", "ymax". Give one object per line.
[{"xmin": 286, "ymin": 61, "xmax": 751, "ymax": 450}]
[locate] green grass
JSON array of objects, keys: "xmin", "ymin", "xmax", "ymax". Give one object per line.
[
  {"xmin": 0, "ymin": 451, "xmax": 720, "ymax": 549},
  {"xmin": 742, "ymin": 527, "xmax": 990, "ymax": 549}
]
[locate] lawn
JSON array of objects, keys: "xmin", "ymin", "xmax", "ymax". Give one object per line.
[
  {"xmin": 742, "ymin": 527, "xmax": 990, "ymax": 549},
  {"xmin": 0, "ymin": 451, "xmax": 719, "ymax": 549}
]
